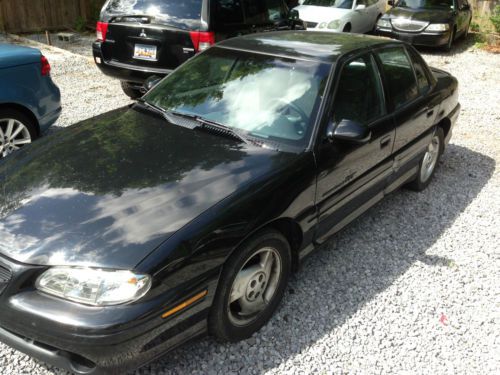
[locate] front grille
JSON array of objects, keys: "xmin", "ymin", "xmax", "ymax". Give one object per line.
[
  {"xmin": 306, "ymin": 21, "xmax": 318, "ymax": 29},
  {"xmin": 391, "ymin": 19, "xmax": 428, "ymax": 32},
  {"xmin": 0, "ymin": 264, "xmax": 12, "ymax": 295}
]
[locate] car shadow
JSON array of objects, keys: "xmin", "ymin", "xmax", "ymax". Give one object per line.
[{"xmin": 129, "ymin": 143, "xmax": 494, "ymax": 374}]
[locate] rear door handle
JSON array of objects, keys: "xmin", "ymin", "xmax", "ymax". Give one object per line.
[{"xmin": 380, "ymin": 135, "xmax": 392, "ymax": 148}]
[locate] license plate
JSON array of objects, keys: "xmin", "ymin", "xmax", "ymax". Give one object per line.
[{"xmin": 133, "ymin": 44, "xmax": 157, "ymax": 61}]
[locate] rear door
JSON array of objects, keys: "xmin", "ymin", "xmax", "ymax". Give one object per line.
[
  {"xmin": 374, "ymin": 46, "xmax": 438, "ymax": 190},
  {"xmin": 100, "ymin": 0, "xmax": 206, "ymax": 72}
]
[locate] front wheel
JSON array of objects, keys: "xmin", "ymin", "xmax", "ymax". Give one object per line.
[
  {"xmin": 406, "ymin": 127, "xmax": 444, "ymax": 191},
  {"xmin": 444, "ymin": 27, "xmax": 456, "ymax": 52},
  {"xmin": 209, "ymin": 230, "xmax": 291, "ymax": 342}
]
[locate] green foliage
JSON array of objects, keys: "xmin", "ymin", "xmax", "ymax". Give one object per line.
[
  {"xmin": 470, "ymin": 22, "xmax": 480, "ymax": 32},
  {"xmin": 491, "ymin": 5, "xmax": 500, "ymax": 33},
  {"xmin": 75, "ymin": 16, "xmax": 87, "ymax": 32},
  {"xmin": 89, "ymin": 0, "xmax": 102, "ymax": 23}
]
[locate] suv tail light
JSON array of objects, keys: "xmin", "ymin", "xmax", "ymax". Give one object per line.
[
  {"xmin": 189, "ymin": 31, "xmax": 215, "ymax": 53},
  {"xmin": 41, "ymin": 55, "xmax": 51, "ymax": 76},
  {"xmin": 96, "ymin": 22, "xmax": 109, "ymax": 42}
]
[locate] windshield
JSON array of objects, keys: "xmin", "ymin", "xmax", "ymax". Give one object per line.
[
  {"xmin": 102, "ymin": 0, "xmax": 203, "ymax": 29},
  {"xmin": 395, "ymin": 0, "xmax": 454, "ymax": 10},
  {"xmin": 144, "ymin": 48, "xmax": 330, "ymax": 149},
  {"xmin": 303, "ymin": 0, "xmax": 354, "ymax": 9}
]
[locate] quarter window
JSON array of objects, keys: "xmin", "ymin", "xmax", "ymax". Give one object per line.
[
  {"xmin": 376, "ymin": 48, "xmax": 419, "ymax": 109},
  {"xmin": 332, "ymin": 55, "xmax": 385, "ymax": 125},
  {"xmin": 408, "ymin": 49, "xmax": 431, "ymax": 94}
]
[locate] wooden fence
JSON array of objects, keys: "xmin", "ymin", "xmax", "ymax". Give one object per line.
[
  {"xmin": 0, "ymin": 0, "xmax": 106, "ymax": 33},
  {"xmin": 0, "ymin": 0, "xmax": 499, "ymax": 34}
]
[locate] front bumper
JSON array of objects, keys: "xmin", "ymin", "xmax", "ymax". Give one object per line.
[
  {"xmin": 376, "ymin": 28, "xmax": 451, "ymax": 47},
  {"xmin": 0, "ymin": 256, "xmax": 215, "ymax": 374},
  {"xmin": 92, "ymin": 42, "xmax": 172, "ymax": 85}
]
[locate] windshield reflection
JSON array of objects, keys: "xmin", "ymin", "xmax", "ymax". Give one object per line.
[{"xmin": 145, "ymin": 48, "xmax": 329, "ymax": 147}]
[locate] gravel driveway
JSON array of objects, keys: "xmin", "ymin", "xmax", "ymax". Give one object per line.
[{"xmin": 0, "ymin": 35, "xmax": 499, "ymax": 375}]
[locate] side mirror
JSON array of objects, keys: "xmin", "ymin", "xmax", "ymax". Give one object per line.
[
  {"xmin": 355, "ymin": 4, "xmax": 366, "ymax": 10},
  {"xmin": 289, "ymin": 9, "xmax": 300, "ymax": 21},
  {"xmin": 326, "ymin": 119, "xmax": 371, "ymax": 144},
  {"xmin": 141, "ymin": 75, "xmax": 162, "ymax": 94},
  {"xmin": 388, "ymin": 0, "xmax": 394, "ymax": 6}
]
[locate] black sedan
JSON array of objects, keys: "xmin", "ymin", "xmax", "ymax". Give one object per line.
[
  {"xmin": 0, "ymin": 32, "xmax": 460, "ymax": 374},
  {"xmin": 376, "ymin": 0, "xmax": 472, "ymax": 51}
]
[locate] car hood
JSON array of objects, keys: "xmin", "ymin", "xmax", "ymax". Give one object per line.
[
  {"xmin": 295, "ymin": 5, "xmax": 350, "ymax": 23},
  {"xmin": 0, "ymin": 107, "xmax": 293, "ymax": 269},
  {"xmin": 385, "ymin": 7, "xmax": 454, "ymax": 23},
  {"xmin": 0, "ymin": 44, "xmax": 41, "ymax": 69}
]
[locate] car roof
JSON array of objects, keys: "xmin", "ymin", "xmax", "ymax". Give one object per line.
[{"xmin": 216, "ymin": 31, "xmax": 401, "ymax": 64}]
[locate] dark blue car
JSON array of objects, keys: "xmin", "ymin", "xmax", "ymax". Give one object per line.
[{"xmin": 0, "ymin": 44, "xmax": 61, "ymax": 158}]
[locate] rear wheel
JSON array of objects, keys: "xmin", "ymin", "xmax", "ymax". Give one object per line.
[
  {"xmin": 406, "ymin": 127, "xmax": 444, "ymax": 191},
  {"xmin": 209, "ymin": 230, "xmax": 291, "ymax": 342},
  {"xmin": 120, "ymin": 81, "xmax": 143, "ymax": 100},
  {"xmin": 0, "ymin": 109, "xmax": 38, "ymax": 158}
]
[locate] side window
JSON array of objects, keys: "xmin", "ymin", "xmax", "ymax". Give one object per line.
[
  {"xmin": 408, "ymin": 49, "xmax": 431, "ymax": 94},
  {"xmin": 243, "ymin": 0, "xmax": 287, "ymax": 25},
  {"xmin": 214, "ymin": 0, "xmax": 244, "ymax": 25},
  {"xmin": 376, "ymin": 48, "xmax": 419, "ymax": 109},
  {"xmin": 332, "ymin": 55, "xmax": 385, "ymax": 126}
]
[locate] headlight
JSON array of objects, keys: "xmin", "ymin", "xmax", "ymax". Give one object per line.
[
  {"xmin": 327, "ymin": 20, "xmax": 341, "ymax": 30},
  {"xmin": 36, "ymin": 267, "xmax": 152, "ymax": 306},
  {"xmin": 377, "ymin": 19, "xmax": 392, "ymax": 29},
  {"xmin": 425, "ymin": 23, "xmax": 450, "ymax": 32},
  {"xmin": 318, "ymin": 22, "xmax": 327, "ymax": 29}
]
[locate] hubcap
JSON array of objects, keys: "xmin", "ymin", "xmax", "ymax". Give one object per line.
[
  {"xmin": 0, "ymin": 119, "xmax": 32, "ymax": 158},
  {"xmin": 228, "ymin": 247, "xmax": 282, "ymax": 326},
  {"xmin": 420, "ymin": 135, "xmax": 440, "ymax": 182}
]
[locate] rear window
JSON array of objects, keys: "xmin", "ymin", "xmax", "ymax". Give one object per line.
[{"xmin": 102, "ymin": 0, "xmax": 203, "ymax": 29}]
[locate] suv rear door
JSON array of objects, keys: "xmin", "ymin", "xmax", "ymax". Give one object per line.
[{"xmin": 99, "ymin": 0, "xmax": 207, "ymax": 72}]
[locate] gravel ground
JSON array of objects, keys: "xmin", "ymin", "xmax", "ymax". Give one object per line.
[{"xmin": 0, "ymin": 35, "xmax": 499, "ymax": 375}]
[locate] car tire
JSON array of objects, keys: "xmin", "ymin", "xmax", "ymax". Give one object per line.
[
  {"xmin": 209, "ymin": 229, "xmax": 292, "ymax": 342},
  {"xmin": 406, "ymin": 127, "xmax": 444, "ymax": 192},
  {"xmin": 444, "ymin": 26, "xmax": 456, "ymax": 52},
  {"xmin": 343, "ymin": 23, "xmax": 351, "ymax": 33},
  {"xmin": 120, "ymin": 81, "xmax": 143, "ymax": 100},
  {"xmin": 0, "ymin": 108, "xmax": 38, "ymax": 158}
]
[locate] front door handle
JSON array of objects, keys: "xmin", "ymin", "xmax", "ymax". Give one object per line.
[{"xmin": 426, "ymin": 110, "xmax": 434, "ymax": 118}]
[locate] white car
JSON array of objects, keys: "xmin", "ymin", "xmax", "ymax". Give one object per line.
[{"xmin": 295, "ymin": 0, "xmax": 386, "ymax": 33}]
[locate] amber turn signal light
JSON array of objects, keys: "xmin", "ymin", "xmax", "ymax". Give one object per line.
[{"xmin": 161, "ymin": 290, "xmax": 208, "ymax": 319}]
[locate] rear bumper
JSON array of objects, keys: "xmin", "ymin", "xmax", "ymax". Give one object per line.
[
  {"xmin": 39, "ymin": 106, "xmax": 61, "ymax": 133},
  {"xmin": 376, "ymin": 28, "xmax": 451, "ymax": 47},
  {"xmin": 446, "ymin": 102, "xmax": 461, "ymax": 145},
  {"xmin": 92, "ymin": 42, "xmax": 172, "ymax": 85}
]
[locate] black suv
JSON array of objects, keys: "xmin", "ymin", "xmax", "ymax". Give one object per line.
[{"xmin": 92, "ymin": 0, "xmax": 305, "ymax": 98}]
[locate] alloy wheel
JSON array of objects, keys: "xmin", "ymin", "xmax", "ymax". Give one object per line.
[
  {"xmin": 227, "ymin": 247, "xmax": 282, "ymax": 326},
  {"xmin": 0, "ymin": 118, "xmax": 32, "ymax": 157},
  {"xmin": 420, "ymin": 135, "xmax": 440, "ymax": 183}
]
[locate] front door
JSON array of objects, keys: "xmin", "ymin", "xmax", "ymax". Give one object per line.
[{"xmin": 314, "ymin": 53, "xmax": 395, "ymax": 243}]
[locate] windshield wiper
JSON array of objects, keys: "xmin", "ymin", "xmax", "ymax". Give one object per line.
[
  {"xmin": 173, "ymin": 112, "xmax": 251, "ymax": 145},
  {"xmin": 138, "ymin": 101, "xmax": 250, "ymax": 144}
]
